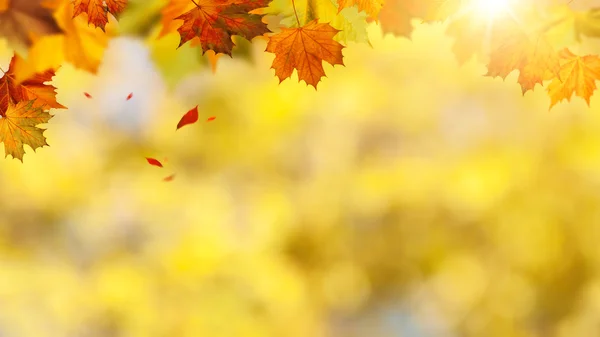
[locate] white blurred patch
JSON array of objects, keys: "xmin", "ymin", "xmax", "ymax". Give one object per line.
[{"xmin": 85, "ymin": 37, "xmax": 168, "ymax": 138}]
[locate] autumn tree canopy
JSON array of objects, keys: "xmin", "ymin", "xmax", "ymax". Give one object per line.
[{"xmin": 0, "ymin": 0, "xmax": 599, "ymax": 160}]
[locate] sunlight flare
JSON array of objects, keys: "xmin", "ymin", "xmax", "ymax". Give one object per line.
[{"xmin": 471, "ymin": 0, "xmax": 511, "ymax": 18}]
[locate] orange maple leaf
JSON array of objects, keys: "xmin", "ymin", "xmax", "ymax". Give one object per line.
[
  {"xmin": 376, "ymin": 0, "xmax": 422, "ymax": 37},
  {"xmin": 162, "ymin": 0, "xmax": 271, "ymax": 56},
  {"xmin": 266, "ymin": 20, "xmax": 344, "ymax": 88},
  {"xmin": 376, "ymin": 0, "xmax": 462, "ymax": 39},
  {"xmin": 486, "ymin": 25, "xmax": 560, "ymax": 94},
  {"xmin": 0, "ymin": 54, "xmax": 66, "ymax": 112},
  {"xmin": 547, "ymin": 48, "xmax": 600, "ymax": 108},
  {"xmin": 0, "ymin": 100, "xmax": 52, "ymax": 161},
  {"xmin": 72, "ymin": 0, "xmax": 127, "ymax": 31}
]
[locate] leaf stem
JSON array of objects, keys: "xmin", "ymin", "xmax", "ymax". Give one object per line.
[
  {"xmin": 190, "ymin": 0, "xmax": 200, "ymax": 7},
  {"xmin": 291, "ymin": 0, "xmax": 301, "ymax": 26},
  {"xmin": 0, "ymin": 67, "xmax": 5, "ymax": 74}
]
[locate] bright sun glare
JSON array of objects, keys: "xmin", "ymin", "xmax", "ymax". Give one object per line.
[{"xmin": 471, "ymin": 0, "xmax": 511, "ymax": 18}]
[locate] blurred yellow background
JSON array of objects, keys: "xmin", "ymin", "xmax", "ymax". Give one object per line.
[{"xmin": 2, "ymin": 15, "xmax": 600, "ymax": 337}]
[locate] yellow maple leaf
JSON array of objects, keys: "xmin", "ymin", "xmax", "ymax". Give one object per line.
[
  {"xmin": 266, "ymin": 0, "xmax": 370, "ymax": 44},
  {"xmin": 0, "ymin": 99, "xmax": 52, "ymax": 161},
  {"xmin": 12, "ymin": 0, "xmax": 110, "ymax": 83},
  {"xmin": 336, "ymin": 0, "xmax": 382, "ymax": 19},
  {"xmin": 486, "ymin": 20, "xmax": 560, "ymax": 94},
  {"xmin": 547, "ymin": 48, "xmax": 600, "ymax": 108}
]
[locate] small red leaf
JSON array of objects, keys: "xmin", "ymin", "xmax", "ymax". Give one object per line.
[
  {"xmin": 176, "ymin": 106, "xmax": 199, "ymax": 130},
  {"xmin": 207, "ymin": 116, "xmax": 216, "ymax": 122},
  {"xmin": 163, "ymin": 174, "xmax": 175, "ymax": 181},
  {"xmin": 146, "ymin": 157, "xmax": 163, "ymax": 167},
  {"xmin": 126, "ymin": 92, "xmax": 133, "ymax": 100},
  {"xmin": 84, "ymin": 92, "xmax": 92, "ymax": 98}
]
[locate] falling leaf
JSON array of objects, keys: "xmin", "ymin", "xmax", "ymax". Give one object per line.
[
  {"xmin": 266, "ymin": 19, "xmax": 344, "ymax": 88},
  {"xmin": 207, "ymin": 116, "xmax": 216, "ymax": 121},
  {"xmin": 84, "ymin": 92, "xmax": 92, "ymax": 98},
  {"xmin": 0, "ymin": 0, "xmax": 62, "ymax": 53},
  {"xmin": 160, "ymin": 0, "xmax": 272, "ymax": 55},
  {"xmin": 146, "ymin": 157, "xmax": 164, "ymax": 167},
  {"xmin": 163, "ymin": 174, "xmax": 175, "ymax": 181},
  {"xmin": 547, "ymin": 48, "xmax": 600, "ymax": 108},
  {"xmin": 176, "ymin": 105, "xmax": 199, "ymax": 130},
  {"xmin": 0, "ymin": 54, "xmax": 66, "ymax": 112},
  {"xmin": 0, "ymin": 100, "xmax": 52, "ymax": 161},
  {"xmin": 72, "ymin": 0, "xmax": 127, "ymax": 31},
  {"xmin": 126, "ymin": 92, "xmax": 133, "ymax": 100}
]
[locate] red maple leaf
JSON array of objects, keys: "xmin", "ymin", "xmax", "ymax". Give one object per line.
[
  {"xmin": 72, "ymin": 0, "xmax": 127, "ymax": 31},
  {"xmin": 163, "ymin": 0, "xmax": 272, "ymax": 55}
]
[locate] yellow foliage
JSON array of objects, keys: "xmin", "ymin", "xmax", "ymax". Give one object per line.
[{"xmin": 2, "ymin": 18, "xmax": 600, "ymax": 337}]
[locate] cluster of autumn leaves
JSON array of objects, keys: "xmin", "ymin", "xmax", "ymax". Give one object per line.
[
  {"xmin": 0, "ymin": 55, "xmax": 64, "ymax": 161},
  {"xmin": 1, "ymin": 0, "xmax": 600, "ymax": 161}
]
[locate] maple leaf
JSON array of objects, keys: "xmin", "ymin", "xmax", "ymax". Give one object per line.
[
  {"xmin": 266, "ymin": 0, "xmax": 369, "ymax": 44},
  {"xmin": 547, "ymin": 48, "xmax": 600, "ymax": 108},
  {"xmin": 0, "ymin": 54, "xmax": 66, "ymax": 112},
  {"xmin": 445, "ymin": 15, "xmax": 487, "ymax": 64},
  {"xmin": 377, "ymin": 0, "xmax": 462, "ymax": 39},
  {"xmin": 12, "ymin": 0, "xmax": 110, "ymax": 83},
  {"xmin": 0, "ymin": 0, "xmax": 62, "ymax": 53},
  {"xmin": 336, "ymin": 0, "xmax": 382, "ymax": 19},
  {"xmin": 72, "ymin": 0, "xmax": 127, "ymax": 31},
  {"xmin": 485, "ymin": 22, "xmax": 560, "ymax": 94},
  {"xmin": 376, "ymin": 0, "xmax": 422, "ymax": 37},
  {"xmin": 0, "ymin": 100, "xmax": 52, "ymax": 161},
  {"xmin": 266, "ymin": 19, "xmax": 344, "ymax": 88},
  {"xmin": 160, "ymin": 0, "xmax": 271, "ymax": 56}
]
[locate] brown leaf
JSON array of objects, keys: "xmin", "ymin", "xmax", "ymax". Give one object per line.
[{"xmin": 0, "ymin": 0, "xmax": 62, "ymax": 52}]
